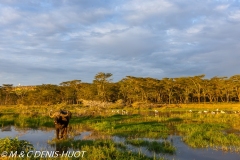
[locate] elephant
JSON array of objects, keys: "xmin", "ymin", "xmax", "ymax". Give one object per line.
[{"xmin": 49, "ymin": 110, "xmax": 72, "ymax": 139}]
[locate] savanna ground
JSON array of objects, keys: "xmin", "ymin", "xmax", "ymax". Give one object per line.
[{"xmin": 1, "ymin": 103, "xmax": 240, "ymax": 160}]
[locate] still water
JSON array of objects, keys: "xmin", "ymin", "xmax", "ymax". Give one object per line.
[
  {"xmin": 0, "ymin": 126, "xmax": 240, "ymax": 160},
  {"xmin": 112, "ymin": 136, "xmax": 240, "ymax": 160}
]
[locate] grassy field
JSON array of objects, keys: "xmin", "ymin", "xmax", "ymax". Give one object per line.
[{"xmin": 1, "ymin": 103, "xmax": 240, "ymax": 159}]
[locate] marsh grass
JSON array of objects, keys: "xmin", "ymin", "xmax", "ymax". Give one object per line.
[
  {"xmin": 0, "ymin": 114, "xmax": 16, "ymax": 126},
  {"xmin": 71, "ymin": 115, "xmax": 169, "ymax": 139},
  {"xmin": 13, "ymin": 115, "xmax": 53, "ymax": 128},
  {"xmin": 47, "ymin": 139, "xmax": 165, "ymax": 160},
  {"xmin": 67, "ymin": 113, "xmax": 168, "ymax": 138},
  {"xmin": 126, "ymin": 139, "xmax": 176, "ymax": 154},
  {"xmin": 177, "ymin": 123, "xmax": 240, "ymax": 152},
  {"xmin": 112, "ymin": 122, "xmax": 169, "ymax": 138},
  {"xmin": 1, "ymin": 103, "xmax": 240, "ymax": 158}
]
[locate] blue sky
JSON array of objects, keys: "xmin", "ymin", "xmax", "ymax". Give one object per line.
[{"xmin": 0, "ymin": 0, "xmax": 240, "ymax": 85}]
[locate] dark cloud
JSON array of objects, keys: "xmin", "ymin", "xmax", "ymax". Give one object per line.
[{"xmin": 0, "ymin": 0, "xmax": 240, "ymax": 85}]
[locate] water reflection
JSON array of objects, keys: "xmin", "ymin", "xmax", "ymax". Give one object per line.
[
  {"xmin": 1, "ymin": 126, "xmax": 240, "ymax": 160},
  {"xmin": 0, "ymin": 126, "xmax": 55, "ymax": 150},
  {"xmin": 112, "ymin": 135, "xmax": 240, "ymax": 160}
]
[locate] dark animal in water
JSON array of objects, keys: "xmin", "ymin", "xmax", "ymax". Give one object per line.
[{"xmin": 49, "ymin": 110, "xmax": 72, "ymax": 139}]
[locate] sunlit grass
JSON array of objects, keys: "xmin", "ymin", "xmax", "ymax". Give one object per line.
[
  {"xmin": 160, "ymin": 103, "xmax": 240, "ymax": 111},
  {"xmin": 47, "ymin": 139, "xmax": 165, "ymax": 160},
  {"xmin": 177, "ymin": 123, "xmax": 240, "ymax": 152},
  {"xmin": 1, "ymin": 103, "xmax": 240, "ymax": 157},
  {"xmin": 126, "ymin": 139, "xmax": 176, "ymax": 154}
]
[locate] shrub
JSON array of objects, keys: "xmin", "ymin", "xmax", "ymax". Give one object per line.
[{"xmin": 0, "ymin": 137, "xmax": 34, "ymax": 154}]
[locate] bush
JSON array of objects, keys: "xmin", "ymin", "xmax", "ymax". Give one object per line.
[{"xmin": 0, "ymin": 137, "xmax": 34, "ymax": 154}]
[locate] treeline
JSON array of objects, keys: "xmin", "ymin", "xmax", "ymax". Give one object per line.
[{"xmin": 0, "ymin": 72, "xmax": 240, "ymax": 105}]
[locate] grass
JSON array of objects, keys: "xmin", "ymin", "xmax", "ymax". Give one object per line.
[
  {"xmin": 47, "ymin": 139, "xmax": 166, "ymax": 160},
  {"xmin": 70, "ymin": 114, "xmax": 170, "ymax": 139},
  {"xmin": 1, "ymin": 103, "xmax": 240, "ymax": 159},
  {"xmin": 126, "ymin": 139, "xmax": 176, "ymax": 154},
  {"xmin": 176, "ymin": 123, "xmax": 240, "ymax": 152}
]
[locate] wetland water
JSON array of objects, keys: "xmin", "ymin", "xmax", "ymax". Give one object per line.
[{"xmin": 0, "ymin": 126, "xmax": 240, "ymax": 160}]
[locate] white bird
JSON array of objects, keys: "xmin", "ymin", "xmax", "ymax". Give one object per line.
[
  {"xmin": 189, "ymin": 110, "xmax": 192, "ymax": 113},
  {"xmin": 220, "ymin": 110, "xmax": 225, "ymax": 114}
]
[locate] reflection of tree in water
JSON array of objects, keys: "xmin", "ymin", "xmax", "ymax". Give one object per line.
[
  {"xmin": 9, "ymin": 126, "xmax": 29, "ymax": 137},
  {"xmin": 1, "ymin": 125, "xmax": 12, "ymax": 131},
  {"xmin": 13, "ymin": 126, "xmax": 54, "ymax": 137}
]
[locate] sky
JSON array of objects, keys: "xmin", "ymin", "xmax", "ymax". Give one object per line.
[{"xmin": 0, "ymin": 0, "xmax": 240, "ymax": 86}]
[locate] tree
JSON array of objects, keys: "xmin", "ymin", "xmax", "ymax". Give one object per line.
[
  {"xmin": 77, "ymin": 83, "xmax": 97, "ymax": 101},
  {"xmin": 230, "ymin": 75, "xmax": 240, "ymax": 102},
  {"xmin": 34, "ymin": 84, "xmax": 61, "ymax": 105},
  {"xmin": 1, "ymin": 84, "xmax": 16, "ymax": 105},
  {"xmin": 93, "ymin": 72, "xmax": 113, "ymax": 102},
  {"xmin": 59, "ymin": 80, "xmax": 81, "ymax": 104},
  {"xmin": 174, "ymin": 77, "xmax": 192, "ymax": 104},
  {"xmin": 162, "ymin": 78, "xmax": 175, "ymax": 104},
  {"xmin": 189, "ymin": 75, "xmax": 205, "ymax": 103}
]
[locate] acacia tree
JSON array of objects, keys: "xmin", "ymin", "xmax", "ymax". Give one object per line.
[
  {"xmin": 119, "ymin": 78, "xmax": 130, "ymax": 104},
  {"xmin": 221, "ymin": 78, "xmax": 234, "ymax": 102},
  {"xmin": 118, "ymin": 76, "xmax": 142, "ymax": 104},
  {"xmin": 1, "ymin": 84, "xmax": 15, "ymax": 105},
  {"xmin": 174, "ymin": 77, "xmax": 192, "ymax": 104},
  {"xmin": 162, "ymin": 78, "xmax": 175, "ymax": 104},
  {"xmin": 151, "ymin": 79, "xmax": 165, "ymax": 103},
  {"xmin": 93, "ymin": 72, "xmax": 113, "ymax": 102},
  {"xmin": 144, "ymin": 78, "xmax": 162, "ymax": 103},
  {"xmin": 210, "ymin": 77, "xmax": 224, "ymax": 102},
  {"xmin": 77, "ymin": 83, "xmax": 97, "ymax": 101},
  {"xmin": 230, "ymin": 75, "xmax": 240, "ymax": 102},
  {"xmin": 205, "ymin": 77, "xmax": 217, "ymax": 103},
  {"xmin": 34, "ymin": 84, "xmax": 61, "ymax": 105},
  {"xmin": 214, "ymin": 77, "xmax": 231, "ymax": 102},
  {"xmin": 14, "ymin": 87, "xmax": 34, "ymax": 105},
  {"xmin": 189, "ymin": 75, "xmax": 205, "ymax": 103},
  {"xmin": 59, "ymin": 80, "xmax": 81, "ymax": 104},
  {"xmin": 201, "ymin": 79, "xmax": 210, "ymax": 103}
]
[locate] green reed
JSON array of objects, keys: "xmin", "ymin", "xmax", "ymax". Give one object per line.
[
  {"xmin": 47, "ymin": 139, "xmax": 166, "ymax": 160},
  {"xmin": 176, "ymin": 123, "xmax": 240, "ymax": 152},
  {"xmin": 126, "ymin": 139, "xmax": 176, "ymax": 154}
]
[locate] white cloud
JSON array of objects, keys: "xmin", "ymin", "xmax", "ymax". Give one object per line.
[
  {"xmin": 122, "ymin": 0, "xmax": 174, "ymax": 22},
  {"xmin": 215, "ymin": 4, "xmax": 229, "ymax": 11},
  {"xmin": 0, "ymin": 0, "xmax": 240, "ymax": 85},
  {"xmin": 229, "ymin": 10, "xmax": 240, "ymax": 22},
  {"xmin": 0, "ymin": 7, "xmax": 21, "ymax": 25}
]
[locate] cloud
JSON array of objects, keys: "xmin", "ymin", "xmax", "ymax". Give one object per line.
[{"xmin": 0, "ymin": 0, "xmax": 240, "ymax": 85}]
